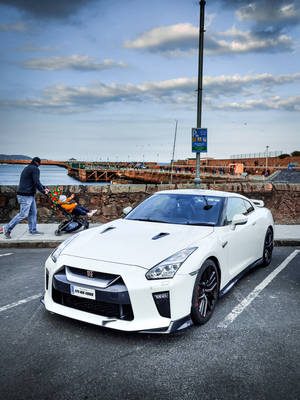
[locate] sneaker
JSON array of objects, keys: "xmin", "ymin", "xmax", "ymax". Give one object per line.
[
  {"xmin": 30, "ymin": 231, "xmax": 44, "ymax": 235},
  {"xmin": 87, "ymin": 209, "xmax": 97, "ymax": 217},
  {"xmin": 4, "ymin": 229, "xmax": 11, "ymax": 239}
]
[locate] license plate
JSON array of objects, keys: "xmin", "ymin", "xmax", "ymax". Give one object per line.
[{"xmin": 71, "ymin": 285, "xmax": 95, "ymax": 300}]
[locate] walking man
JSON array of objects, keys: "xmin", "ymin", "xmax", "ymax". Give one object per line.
[{"xmin": 2, "ymin": 157, "xmax": 49, "ymax": 239}]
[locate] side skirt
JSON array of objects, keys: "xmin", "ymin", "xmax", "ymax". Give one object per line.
[{"xmin": 219, "ymin": 257, "xmax": 263, "ymax": 297}]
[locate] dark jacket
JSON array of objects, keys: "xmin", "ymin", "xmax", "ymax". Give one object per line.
[{"xmin": 17, "ymin": 162, "xmax": 45, "ymax": 196}]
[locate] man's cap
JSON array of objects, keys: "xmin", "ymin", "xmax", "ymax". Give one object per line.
[{"xmin": 32, "ymin": 157, "xmax": 41, "ymax": 164}]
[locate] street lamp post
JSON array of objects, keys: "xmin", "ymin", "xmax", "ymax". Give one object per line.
[
  {"xmin": 170, "ymin": 120, "xmax": 178, "ymax": 184},
  {"xmin": 194, "ymin": 0, "xmax": 206, "ymax": 188},
  {"xmin": 265, "ymin": 145, "xmax": 269, "ymax": 178}
]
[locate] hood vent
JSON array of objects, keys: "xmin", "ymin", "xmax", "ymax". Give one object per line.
[
  {"xmin": 152, "ymin": 232, "xmax": 170, "ymax": 240},
  {"xmin": 101, "ymin": 226, "xmax": 116, "ymax": 234}
]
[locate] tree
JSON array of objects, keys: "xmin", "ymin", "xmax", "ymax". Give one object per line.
[
  {"xmin": 291, "ymin": 151, "xmax": 300, "ymax": 157},
  {"xmin": 278, "ymin": 153, "xmax": 290, "ymax": 159}
]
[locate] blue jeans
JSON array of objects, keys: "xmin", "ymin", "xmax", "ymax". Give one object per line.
[
  {"xmin": 72, "ymin": 206, "xmax": 89, "ymax": 216},
  {"xmin": 5, "ymin": 196, "xmax": 37, "ymax": 233}
]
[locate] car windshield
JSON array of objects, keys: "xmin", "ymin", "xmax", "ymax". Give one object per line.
[{"xmin": 125, "ymin": 194, "xmax": 224, "ymax": 226}]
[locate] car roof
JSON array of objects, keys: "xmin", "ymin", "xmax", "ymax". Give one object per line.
[{"xmin": 155, "ymin": 189, "xmax": 249, "ymax": 199}]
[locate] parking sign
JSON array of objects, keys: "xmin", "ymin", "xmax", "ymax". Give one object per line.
[{"xmin": 192, "ymin": 128, "xmax": 207, "ymax": 153}]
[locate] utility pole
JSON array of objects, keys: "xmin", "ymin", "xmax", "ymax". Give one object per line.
[
  {"xmin": 170, "ymin": 120, "xmax": 178, "ymax": 184},
  {"xmin": 194, "ymin": 0, "xmax": 206, "ymax": 188}
]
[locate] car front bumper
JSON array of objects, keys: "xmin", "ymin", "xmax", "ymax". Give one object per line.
[{"xmin": 43, "ymin": 254, "xmax": 195, "ymax": 333}]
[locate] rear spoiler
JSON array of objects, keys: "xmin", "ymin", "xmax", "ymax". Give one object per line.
[{"xmin": 252, "ymin": 199, "xmax": 265, "ymax": 207}]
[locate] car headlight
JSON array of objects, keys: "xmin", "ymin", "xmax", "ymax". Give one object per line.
[
  {"xmin": 50, "ymin": 233, "xmax": 80, "ymax": 263},
  {"xmin": 145, "ymin": 247, "xmax": 197, "ymax": 280}
]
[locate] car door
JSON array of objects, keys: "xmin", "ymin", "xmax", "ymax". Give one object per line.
[
  {"xmin": 242, "ymin": 199, "xmax": 263, "ymax": 261},
  {"xmin": 218, "ymin": 197, "xmax": 257, "ymax": 279}
]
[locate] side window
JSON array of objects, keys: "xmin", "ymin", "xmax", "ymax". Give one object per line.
[
  {"xmin": 243, "ymin": 199, "xmax": 254, "ymax": 214},
  {"xmin": 225, "ymin": 197, "xmax": 248, "ymax": 224}
]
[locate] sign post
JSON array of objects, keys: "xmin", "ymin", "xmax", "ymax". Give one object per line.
[{"xmin": 194, "ymin": 0, "xmax": 206, "ymax": 188}]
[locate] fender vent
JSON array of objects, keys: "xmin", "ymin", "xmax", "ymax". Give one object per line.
[{"xmin": 152, "ymin": 232, "xmax": 170, "ymax": 240}]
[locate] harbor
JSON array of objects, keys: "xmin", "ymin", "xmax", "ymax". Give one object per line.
[{"xmin": 1, "ymin": 155, "xmax": 299, "ymax": 185}]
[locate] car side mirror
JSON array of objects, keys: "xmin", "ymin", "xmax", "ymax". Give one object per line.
[
  {"xmin": 123, "ymin": 206, "xmax": 132, "ymax": 216},
  {"xmin": 231, "ymin": 214, "xmax": 248, "ymax": 230}
]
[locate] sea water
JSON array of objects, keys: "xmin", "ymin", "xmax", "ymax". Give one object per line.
[{"xmin": 0, "ymin": 164, "xmax": 109, "ymax": 186}]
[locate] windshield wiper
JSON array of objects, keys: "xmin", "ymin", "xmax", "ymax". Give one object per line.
[
  {"xmin": 132, "ymin": 218, "xmax": 168, "ymax": 223},
  {"xmin": 184, "ymin": 222, "xmax": 215, "ymax": 226}
]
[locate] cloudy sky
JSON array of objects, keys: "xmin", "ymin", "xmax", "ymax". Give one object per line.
[{"xmin": 0, "ymin": 0, "xmax": 299, "ymax": 162}]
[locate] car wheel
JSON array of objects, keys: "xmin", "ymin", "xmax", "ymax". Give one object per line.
[
  {"xmin": 54, "ymin": 230, "xmax": 61, "ymax": 236},
  {"xmin": 191, "ymin": 259, "xmax": 219, "ymax": 325},
  {"xmin": 262, "ymin": 227, "xmax": 273, "ymax": 267},
  {"xmin": 83, "ymin": 220, "xmax": 89, "ymax": 230}
]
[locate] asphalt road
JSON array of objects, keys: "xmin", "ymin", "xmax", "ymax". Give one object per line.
[{"xmin": 0, "ymin": 247, "xmax": 299, "ymax": 400}]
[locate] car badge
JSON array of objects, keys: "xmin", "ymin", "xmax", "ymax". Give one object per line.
[{"xmin": 87, "ymin": 270, "xmax": 94, "ymax": 278}]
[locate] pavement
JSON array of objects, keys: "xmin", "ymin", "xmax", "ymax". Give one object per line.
[
  {"xmin": 0, "ymin": 223, "xmax": 101, "ymax": 248},
  {"xmin": 0, "ymin": 247, "xmax": 299, "ymax": 400},
  {"xmin": 0, "ymin": 222, "xmax": 299, "ymax": 247}
]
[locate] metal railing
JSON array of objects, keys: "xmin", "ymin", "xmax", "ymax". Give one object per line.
[{"xmin": 230, "ymin": 151, "xmax": 283, "ymax": 159}]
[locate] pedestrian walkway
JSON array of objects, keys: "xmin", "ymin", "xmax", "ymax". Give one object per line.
[
  {"xmin": 273, "ymin": 225, "xmax": 300, "ymax": 246},
  {"xmin": 0, "ymin": 223, "xmax": 299, "ymax": 247},
  {"xmin": 0, "ymin": 223, "xmax": 102, "ymax": 247}
]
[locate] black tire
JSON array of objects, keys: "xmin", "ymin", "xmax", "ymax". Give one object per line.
[
  {"xmin": 54, "ymin": 230, "xmax": 61, "ymax": 236},
  {"xmin": 191, "ymin": 259, "xmax": 219, "ymax": 325},
  {"xmin": 262, "ymin": 227, "xmax": 273, "ymax": 267}
]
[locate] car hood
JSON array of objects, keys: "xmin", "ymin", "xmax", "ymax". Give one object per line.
[{"xmin": 63, "ymin": 219, "xmax": 214, "ymax": 269}]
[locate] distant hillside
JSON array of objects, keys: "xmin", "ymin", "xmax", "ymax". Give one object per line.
[{"xmin": 0, "ymin": 154, "xmax": 32, "ymax": 160}]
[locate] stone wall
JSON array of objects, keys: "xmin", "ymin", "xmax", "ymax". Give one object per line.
[{"xmin": 0, "ymin": 183, "xmax": 299, "ymax": 224}]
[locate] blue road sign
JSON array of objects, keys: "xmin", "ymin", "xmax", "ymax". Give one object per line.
[{"xmin": 192, "ymin": 128, "xmax": 207, "ymax": 153}]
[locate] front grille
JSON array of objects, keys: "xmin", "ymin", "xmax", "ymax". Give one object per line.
[
  {"xmin": 52, "ymin": 266, "xmax": 134, "ymax": 321},
  {"xmin": 52, "ymin": 287, "xmax": 133, "ymax": 320}
]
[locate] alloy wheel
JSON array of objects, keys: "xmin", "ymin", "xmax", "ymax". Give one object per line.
[
  {"xmin": 262, "ymin": 228, "xmax": 273, "ymax": 267},
  {"xmin": 191, "ymin": 260, "xmax": 219, "ymax": 325}
]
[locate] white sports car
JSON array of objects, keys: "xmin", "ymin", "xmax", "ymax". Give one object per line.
[{"xmin": 43, "ymin": 189, "xmax": 274, "ymax": 333}]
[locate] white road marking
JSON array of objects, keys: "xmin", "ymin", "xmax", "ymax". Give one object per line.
[
  {"xmin": 218, "ymin": 250, "xmax": 300, "ymax": 329},
  {"xmin": 0, "ymin": 253, "xmax": 13, "ymax": 257},
  {"xmin": 0, "ymin": 293, "xmax": 43, "ymax": 313}
]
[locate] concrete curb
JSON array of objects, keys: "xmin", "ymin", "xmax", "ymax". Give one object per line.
[
  {"xmin": 1, "ymin": 239, "xmax": 299, "ymax": 249},
  {"xmin": 0, "ymin": 241, "xmax": 62, "ymax": 248},
  {"xmin": 274, "ymin": 239, "xmax": 300, "ymax": 247}
]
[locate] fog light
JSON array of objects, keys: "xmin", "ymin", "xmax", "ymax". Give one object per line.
[
  {"xmin": 154, "ymin": 292, "xmax": 169, "ymax": 300},
  {"xmin": 153, "ymin": 291, "xmax": 170, "ymax": 318}
]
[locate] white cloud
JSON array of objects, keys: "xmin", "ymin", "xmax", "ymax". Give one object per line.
[
  {"xmin": 124, "ymin": 23, "xmax": 294, "ymax": 56},
  {"xmin": 1, "ymin": 73, "xmax": 299, "ymax": 112},
  {"xmin": 124, "ymin": 23, "xmax": 198, "ymax": 54},
  {"xmin": 20, "ymin": 55, "xmax": 128, "ymax": 71},
  {"xmin": 236, "ymin": 1, "xmax": 300, "ymax": 25},
  {"xmin": 207, "ymin": 26, "xmax": 294, "ymax": 54},
  {"xmin": 211, "ymin": 96, "xmax": 300, "ymax": 111}
]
